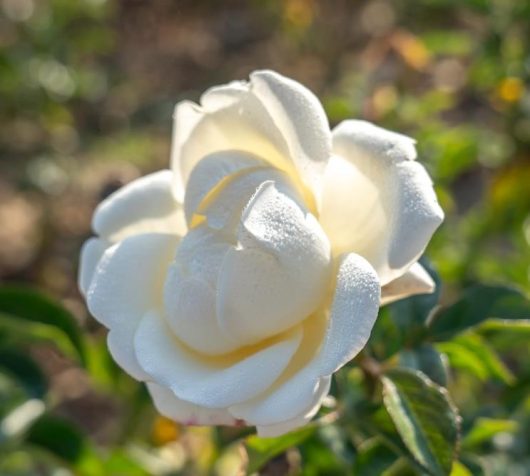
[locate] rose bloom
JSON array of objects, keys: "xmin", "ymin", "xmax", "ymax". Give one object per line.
[{"xmin": 79, "ymin": 71, "xmax": 443, "ymax": 437}]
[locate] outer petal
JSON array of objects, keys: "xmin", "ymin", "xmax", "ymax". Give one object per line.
[
  {"xmin": 256, "ymin": 376, "xmax": 331, "ymax": 438},
  {"xmin": 78, "ymin": 237, "xmax": 108, "ymax": 296},
  {"xmin": 171, "ymin": 88, "xmax": 290, "ymax": 202},
  {"xmin": 320, "ymin": 120, "xmax": 444, "ymax": 285},
  {"xmin": 171, "ymin": 71, "xmax": 330, "ymax": 205},
  {"xmin": 250, "ymin": 70, "xmax": 331, "ymax": 200},
  {"xmin": 319, "ymin": 253, "xmax": 381, "ymax": 373},
  {"xmin": 229, "ymin": 253, "xmax": 380, "ymax": 426},
  {"xmin": 107, "ymin": 328, "xmax": 147, "ymax": 381},
  {"xmin": 92, "ymin": 170, "xmax": 186, "ymax": 242},
  {"xmin": 87, "ymin": 233, "xmax": 178, "ymax": 379},
  {"xmin": 380, "ymin": 262, "xmax": 435, "ymax": 306},
  {"xmin": 147, "ymin": 382, "xmax": 236, "ymax": 426},
  {"xmin": 134, "ymin": 310, "xmax": 303, "ymax": 409}
]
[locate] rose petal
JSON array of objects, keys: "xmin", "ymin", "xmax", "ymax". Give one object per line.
[
  {"xmin": 87, "ymin": 233, "xmax": 178, "ymax": 379},
  {"xmin": 92, "ymin": 170, "xmax": 186, "ymax": 242},
  {"xmin": 183, "ymin": 150, "xmax": 265, "ymax": 225},
  {"xmin": 195, "ymin": 166, "xmax": 294, "ymax": 232},
  {"xmin": 147, "ymin": 382, "xmax": 236, "ymax": 426},
  {"xmin": 320, "ymin": 120, "xmax": 443, "ymax": 285},
  {"xmin": 164, "ymin": 269, "xmax": 241, "ymax": 355},
  {"xmin": 87, "ymin": 233, "xmax": 178, "ymax": 328},
  {"xmin": 319, "ymin": 253, "xmax": 381, "ymax": 373},
  {"xmin": 380, "ymin": 262, "xmax": 435, "ymax": 306},
  {"xmin": 169, "ymin": 226, "xmax": 230, "ymax": 289},
  {"xmin": 134, "ymin": 310, "xmax": 303, "ymax": 408},
  {"xmin": 171, "ymin": 87, "xmax": 288, "ymax": 199},
  {"xmin": 217, "ymin": 181, "xmax": 331, "ymax": 345},
  {"xmin": 78, "ymin": 237, "xmax": 108, "ymax": 296},
  {"xmin": 250, "ymin": 70, "xmax": 331, "ymax": 201},
  {"xmin": 229, "ymin": 253, "xmax": 379, "ymax": 425},
  {"xmin": 256, "ymin": 376, "xmax": 331, "ymax": 438},
  {"xmin": 107, "ymin": 328, "xmax": 148, "ymax": 381},
  {"xmin": 171, "ymin": 71, "xmax": 331, "ymax": 206}
]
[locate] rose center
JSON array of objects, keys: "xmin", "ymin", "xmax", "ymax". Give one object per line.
[{"xmin": 162, "ymin": 151, "xmax": 332, "ymax": 356}]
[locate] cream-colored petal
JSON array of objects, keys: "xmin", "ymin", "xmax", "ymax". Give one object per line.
[
  {"xmin": 196, "ymin": 166, "xmax": 294, "ymax": 233},
  {"xmin": 87, "ymin": 233, "xmax": 178, "ymax": 329},
  {"xmin": 170, "ymin": 100, "xmax": 206, "ymax": 202},
  {"xmin": 164, "ymin": 269, "xmax": 240, "ymax": 355},
  {"xmin": 319, "ymin": 253, "xmax": 381, "ymax": 374},
  {"xmin": 256, "ymin": 376, "xmax": 331, "ymax": 438},
  {"xmin": 320, "ymin": 120, "xmax": 443, "ymax": 285},
  {"xmin": 183, "ymin": 150, "xmax": 264, "ymax": 224},
  {"xmin": 134, "ymin": 310, "xmax": 303, "ymax": 409},
  {"xmin": 171, "ymin": 86, "xmax": 288, "ymax": 198},
  {"xmin": 92, "ymin": 170, "xmax": 186, "ymax": 242},
  {"xmin": 86, "ymin": 233, "xmax": 178, "ymax": 379},
  {"xmin": 229, "ymin": 253, "xmax": 379, "ymax": 426},
  {"xmin": 250, "ymin": 70, "xmax": 331, "ymax": 201},
  {"xmin": 147, "ymin": 382, "xmax": 236, "ymax": 426},
  {"xmin": 163, "ymin": 226, "xmax": 240, "ymax": 354},
  {"xmin": 107, "ymin": 328, "xmax": 149, "ymax": 381},
  {"xmin": 168, "ymin": 226, "xmax": 230, "ymax": 290},
  {"xmin": 380, "ymin": 262, "xmax": 435, "ymax": 306},
  {"xmin": 217, "ymin": 181, "xmax": 331, "ymax": 345},
  {"xmin": 78, "ymin": 237, "xmax": 108, "ymax": 297},
  {"xmin": 171, "ymin": 71, "xmax": 331, "ymax": 206}
]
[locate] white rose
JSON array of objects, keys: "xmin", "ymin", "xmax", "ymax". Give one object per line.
[{"xmin": 79, "ymin": 70, "xmax": 443, "ymax": 437}]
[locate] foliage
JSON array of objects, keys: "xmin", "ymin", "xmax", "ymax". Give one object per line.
[
  {"xmin": 1, "ymin": 278, "xmax": 529, "ymax": 474},
  {"xmin": 1, "ymin": 0, "xmax": 529, "ymax": 474}
]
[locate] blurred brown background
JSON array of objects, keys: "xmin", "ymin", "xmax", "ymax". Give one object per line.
[{"xmin": 2, "ymin": 0, "xmax": 529, "ymax": 297}]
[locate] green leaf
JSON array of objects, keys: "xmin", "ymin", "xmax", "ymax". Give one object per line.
[
  {"xmin": 0, "ymin": 286, "xmax": 86, "ymax": 364},
  {"xmin": 458, "ymin": 455, "xmax": 485, "ymax": 476},
  {"xmin": 0, "ymin": 445, "xmax": 72, "ymax": 475},
  {"xmin": 353, "ymin": 438, "xmax": 399, "ymax": 476},
  {"xmin": 368, "ymin": 306, "xmax": 403, "ymax": 361},
  {"xmin": 437, "ymin": 333, "xmax": 514, "ymax": 384},
  {"xmin": 399, "ymin": 344, "xmax": 448, "ymax": 386},
  {"xmin": 298, "ymin": 432, "xmax": 350, "ymax": 476},
  {"xmin": 245, "ymin": 425, "xmax": 316, "ymax": 474},
  {"xmin": 450, "ymin": 461, "xmax": 473, "ymax": 476},
  {"xmin": 358, "ymin": 403, "xmax": 433, "ymax": 475},
  {"xmin": 429, "ymin": 285, "xmax": 530, "ymax": 342},
  {"xmin": 25, "ymin": 414, "xmax": 86, "ymax": 463},
  {"xmin": 462, "ymin": 417, "xmax": 518, "ymax": 450},
  {"xmin": 364, "ymin": 405, "xmax": 413, "ymax": 460},
  {"xmin": 389, "ymin": 260, "xmax": 441, "ymax": 345},
  {"xmin": 381, "ymin": 369, "xmax": 460, "ymax": 476},
  {"xmin": 436, "ymin": 342, "xmax": 488, "ymax": 381},
  {"xmin": 317, "ymin": 424, "xmax": 355, "ymax": 465},
  {"xmin": 477, "ymin": 318, "xmax": 530, "ymax": 336},
  {"xmin": 0, "ymin": 370, "xmax": 36, "ymax": 420},
  {"xmin": 0, "ymin": 348, "xmax": 47, "ymax": 398},
  {"xmin": 0, "ymin": 313, "xmax": 83, "ymax": 364},
  {"xmin": 103, "ymin": 451, "xmax": 149, "ymax": 476}
]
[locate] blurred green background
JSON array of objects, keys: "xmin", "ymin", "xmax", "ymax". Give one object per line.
[{"xmin": 0, "ymin": 0, "xmax": 529, "ymax": 475}]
